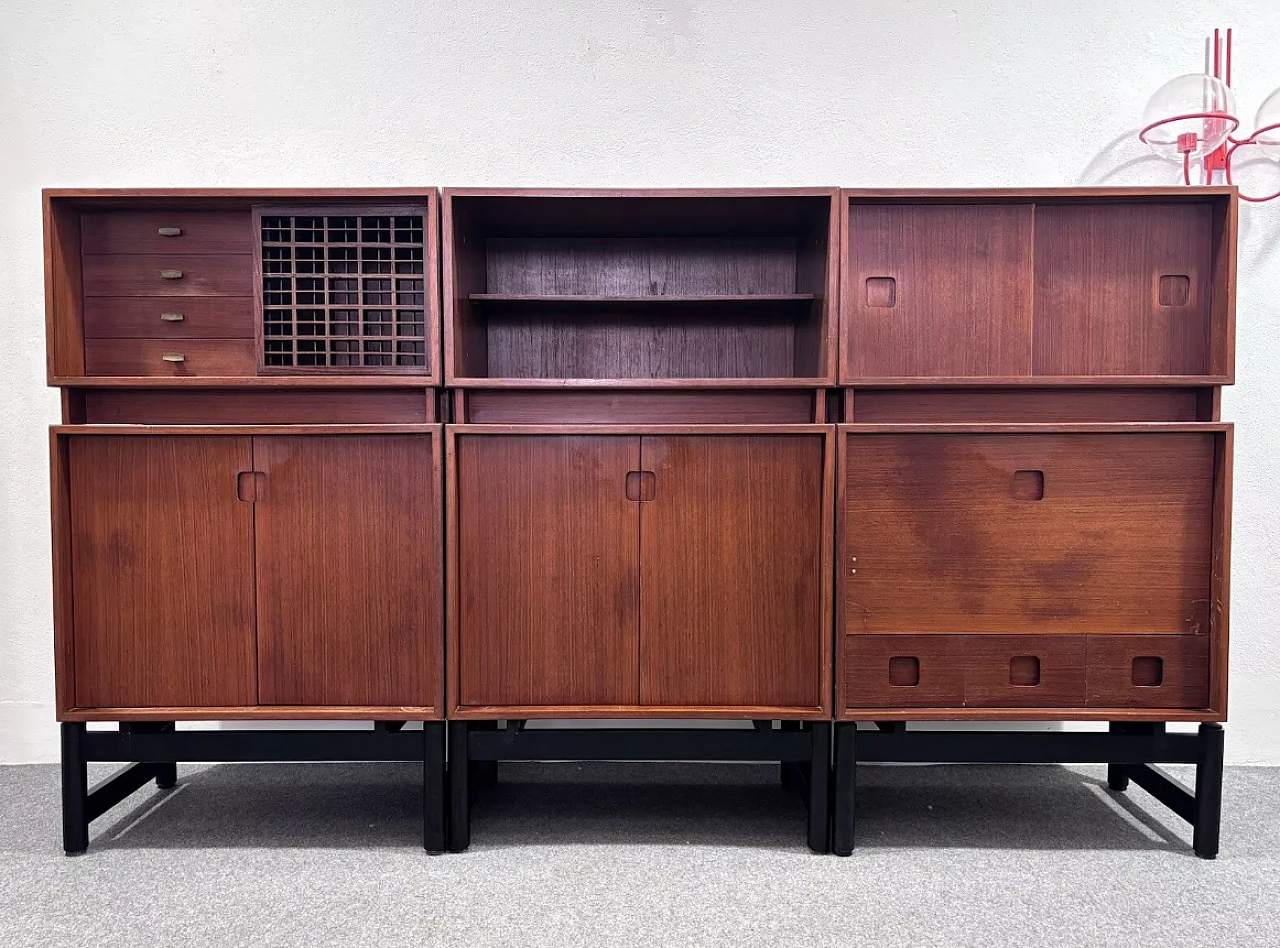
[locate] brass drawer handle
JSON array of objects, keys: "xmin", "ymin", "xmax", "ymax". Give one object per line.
[
  {"xmin": 161, "ymin": 352, "xmax": 186, "ymax": 363},
  {"xmin": 157, "ymin": 227, "xmax": 183, "ymax": 237},
  {"xmin": 159, "ymin": 269, "xmax": 183, "ymax": 280},
  {"xmin": 159, "ymin": 311, "xmax": 185, "ymax": 322}
]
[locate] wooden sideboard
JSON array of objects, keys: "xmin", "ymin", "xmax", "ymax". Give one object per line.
[{"xmin": 45, "ymin": 185, "xmax": 1235, "ymax": 858}]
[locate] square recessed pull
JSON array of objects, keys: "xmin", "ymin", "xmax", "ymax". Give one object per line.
[
  {"xmin": 1009, "ymin": 655, "xmax": 1041, "ymax": 686},
  {"xmin": 1158, "ymin": 274, "xmax": 1191, "ymax": 306},
  {"xmin": 888, "ymin": 656, "xmax": 920, "ymax": 686},
  {"xmin": 865, "ymin": 276, "xmax": 896, "ymax": 307},
  {"xmin": 1132, "ymin": 656, "xmax": 1164, "ymax": 687},
  {"xmin": 1011, "ymin": 470, "xmax": 1044, "ymax": 500},
  {"xmin": 624, "ymin": 470, "xmax": 656, "ymax": 502}
]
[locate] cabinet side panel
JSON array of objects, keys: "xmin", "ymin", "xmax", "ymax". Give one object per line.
[
  {"xmin": 254, "ymin": 434, "xmax": 439, "ymax": 708},
  {"xmin": 69, "ymin": 435, "xmax": 256, "ymax": 708},
  {"xmin": 639, "ymin": 434, "xmax": 825, "ymax": 708},
  {"xmin": 455, "ymin": 435, "xmax": 641, "ymax": 707}
]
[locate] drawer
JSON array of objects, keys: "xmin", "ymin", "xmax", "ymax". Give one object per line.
[
  {"xmin": 844, "ymin": 635, "xmax": 964, "ymax": 708},
  {"xmin": 962, "ymin": 635, "xmax": 1086, "ymax": 707},
  {"xmin": 82, "ymin": 254, "xmax": 252, "ymax": 297},
  {"xmin": 84, "ymin": 297, "xmax": 254, "ymax": 338},
  {"xmin": 841, "ymin": 428, "xmax": 1216, "ymax": 636},
  {"xmin": 1086, "ymin": 634, "xmax": 1209, "ymax": 709},
  {"xmin": 85, "ymin": 338, "xmax": 257, "ymax": 377},
  {"xmin": 81, "ymin": 210, "xmax": 252, "ymax": 254}
]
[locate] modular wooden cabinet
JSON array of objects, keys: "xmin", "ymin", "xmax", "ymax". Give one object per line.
[
  {"xmin": 835, "ymin": 188, "xmax": 1235, "ymax": 723},
  {"xmin": 447, "ymin": 426, "xmax": 833, "ymax": 717}
]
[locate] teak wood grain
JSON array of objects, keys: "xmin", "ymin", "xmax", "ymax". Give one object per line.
[
  {"xmin": 81, "ymin": 254, "xmax": 253, "ymax": 297},
  {"xmin": 84, "ymin": 338, "xmax": 257, "ymax": 377},
  {"xmin": 67, "ymin": 435, "xmax": 257, "ymax": 708},
  {"xmin": 845, "ymin": 203, "xmax": 1033, "ymax": 379},
  {"xmin": 840, "ymin": 426, "xmax": 1218, "ymax": 636},
  {"xmin": 459, "ymin": 388, "xmax": 817, "ymax": 424},
  {"xmin": 452, "ymin": 434, "xmax": 642, "ymax": 708},
  {"xmin": 83, "ymin": 296, "xmax": 254, "ymax": 339},
  {"xmin": 638, "ymin": 433, "xmax": 827, "ymax": 709},
  {"xmin": 253, "ymin": 433, "xmax": 441, "ymax": 711},
  {"xmin": 1086, "ymin": 634, "xmax": 1210, "ymax": 709},
  {"xmin": 1033, "ymin": 202, "xmax": 1215, "ymax": 377},
  {"xmin": 80, "ymin": 210, "xmax": 252, "ymax": 255},
  {"xmin": 81, "ymin": 389, "xmax": 433, "ymax": 425}
]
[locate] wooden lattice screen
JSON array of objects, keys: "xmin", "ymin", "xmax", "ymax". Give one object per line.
[{"xmin": 255, "ymin": 206, "xmax": 428, "ymax": 371}]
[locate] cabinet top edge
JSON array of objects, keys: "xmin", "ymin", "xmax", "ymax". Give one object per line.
[
  {"xmin": 841, "ymin": 185, "xmax": 1235, "ymax": 202},
  {"xmin": 443, "ymin": 187, "xmax": 840, "ymax": 199}
]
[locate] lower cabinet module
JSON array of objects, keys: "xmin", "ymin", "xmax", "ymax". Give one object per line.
[{"xmin": 447, "ymin": 426, "xmax": 833, "ymax": 716}]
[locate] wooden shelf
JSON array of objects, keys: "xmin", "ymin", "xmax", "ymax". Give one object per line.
[{"xmin": 469, "ymin": 293, "xmax": 814, "ymax": 304}]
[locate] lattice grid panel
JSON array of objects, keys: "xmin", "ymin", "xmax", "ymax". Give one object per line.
[{"xmin": 258, "ymin": 209, "xmax": 427, "ymax": 370}]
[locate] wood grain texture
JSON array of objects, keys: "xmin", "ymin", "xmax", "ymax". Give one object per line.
[
  {"xmin": 67, "ymin": 435, "xmax": 256, "ymax": 708},
  {"xmin": 1210, "ymin": 425, "xmax": 1233, "ymax": 715},
  {"xmin": 638, "ymin": 434, "xmax": 828, "ymax": 709},
  {"xmin": 845, "ymin": 203, "xmax": 1033, "ymax": 379},
  {"xmin": 849, "ymin": 388, "xmax": 1200, "ymax": 423},
  {"xmin": 840, "ymin": 428, "xmax": 1216, "ymax": 636},
  {"xmin": 44, "ymin": 196, "xmax": 85, "ymax": 379},
  {"xmin": 84, "ymin": 338, "xmax": 256, "ymax": 377},
  {"xmin": 254, "ymin": 433, "xmax": 441, "ymax": 710},
  {"xmin": 82, "ymin": 254, "xmax": 252, "ymax": 297},
  {"xmin": 1086, "ymin": 634, "xmax": 1210, "ymax": 709},
  {"xmin": 461, "ymin": 388, "xmax": 816, "ymax": 424},
  {"xmin": 61, "ymin": 706, "xmax": 437, "ymax": 722},
  {"xmin": 49, "ymin": 433, "xmax": 75, "ymax": 715},
  {"xmin": 84, "ymin": 296, "xmax": 254, "ymax": 338},
  {"xmin": 82, "ymin": 389, "xmax": 432, "ymax": 425},
  {"xmin": 843, "ymin": 635, "xmax": 964, "ymax": 708},
  {"xmin": 452, "ymin": 434, "xmax": 641, "ymax": 708},
  {"xmin": 80, "ymin": 210, "xmax": 252, "ymax": 254},
  {"xmin": 961, "ymin": 635, "xmax": 1086, "ymax": 707},
  {"xmin": 1033, "ymin": 203, "xmax": 1214, "ymax": 376}
]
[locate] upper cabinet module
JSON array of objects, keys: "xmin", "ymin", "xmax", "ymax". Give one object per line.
[
  {"xmin": 442, "ymin": 188, "xmax": 841, "ymax": 386},
  {"xmin": 840, "ymin": 188, "xmax": 1237, "ymax": 385},
  {"xmin": 43, "ymin": 189, "xmax": 441, "ymax": 385}
]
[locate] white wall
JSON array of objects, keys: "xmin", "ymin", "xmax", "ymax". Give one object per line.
[{"xmin": 2, "ymin": 0, "xmax": 1277, "ymax": 764}]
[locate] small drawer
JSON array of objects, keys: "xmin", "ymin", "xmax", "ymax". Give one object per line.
[
  {"xmin": 844, "ymin": 634, "xmax": 964, "ymax": 708},
  {"xmin": 80, "ymin": 210, "xmax": 251, "ymax": 254},
  {"xmin": 1086, "ymin": 634, "xmax": 1210, "ymax": 709},
  {"xmin": 84, "ymin": 338, "xmax": 257, "ymax": 377},
  {"xmin": 963, "ymin": 635, "xmax": 1086, "ymax": 707},
  {"xmin": 82, "ymin": 254, "xmax": 252, "ymax": 297},
  {"xmin": 84, "ymin": 297, "xmax": 254, "ymax": 339}
]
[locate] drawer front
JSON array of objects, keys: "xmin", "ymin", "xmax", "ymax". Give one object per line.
[
  {"xmin": 844, "ymin": 635, "xmax": 964, "ymax": 708},
  {"xmin": 1086, "ymin": 634, "xmax": 1209, "ymax": 709},
  {"xmin": 84, "ymin": 296, "xmax": 254, "ymax": 338},
  {"xmin": 81, "ymin": 210, "xmax": 252, "ymax": 254},
  {"xmin": 962, "ymin": 635, "xmax": 1086, "ymax": 707},
  {"xmin": 82, "ymin": 254, "xmax": 252, "ymax": 297},
  {"xmin": 85, "ymin": 338, "xmax": 257, "ymax": 377},
  {"xmin": 842, "ymin": 430, "xmax": 1215, "ymax": 636}
]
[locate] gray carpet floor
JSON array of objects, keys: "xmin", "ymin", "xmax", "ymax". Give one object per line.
[{"xmin": 1, "ymin": 761, "xmax": 1277, "ymax": 947}]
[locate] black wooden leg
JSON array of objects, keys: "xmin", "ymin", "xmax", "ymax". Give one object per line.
[
  {"xmin": 448, "ymin": 721, "xmax": 471, "ymax": 852},
  {"xmin": 1193, "ymin": 722, "xmax": 1224, "ymax": 859},
  {"xmin": 155, "ymin": 762, "xmax": 178, "ymax": 789},
  {"xmin": 832, "ymin": 722, "xmax": 856, "ymax": 856},
  {"xmin": 780, "ymin": 721, "xmax": 802, "ymax": 792},
  {"xmin": 469, "ymin": 722, "xmax": 498, "ymax": 790},
  {"xmin": 1107, "ymin": 722, "xmax": 1131, "ymax": 791},
  {"xmin": 423, "ymin": 722, "xmax": 447, "ymax": 854},
  {"xmin": 61, "ymin": 722, "xmax": 88, "ymax": 855},
  {"xmin": 807, "ymin": 721, "xmax": 830, "ymax": 853}
]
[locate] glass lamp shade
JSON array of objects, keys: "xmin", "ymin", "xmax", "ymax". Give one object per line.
[
  {"xmin": 1140, "ymin": 73, "xmax": 1239, "ymax": 159},
  {"xmin": 1253, "ymin": 86, "xmax": 1280, "ymax": 158}
]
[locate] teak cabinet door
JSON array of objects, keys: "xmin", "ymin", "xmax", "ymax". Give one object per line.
[
  {"xmin": 68, "ymin": 435, "xmax": 256, "ymax": 708},
  {"xmin": 254, "ymin": 434, "xmax": 439, "ymax": 708},
  {"xmin": 455, "ymin": 435, "xmax": 641, "ymax": 708},
  {"xmin": 639, "ymin": 435, "xmax": 826, "ymax": 708}
]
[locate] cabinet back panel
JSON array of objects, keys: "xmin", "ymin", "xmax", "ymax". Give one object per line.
[
  {"xmin": 254, "ymin": 435, "xmax": 438, "ymax": 707},
  {"xmin": 846, "ymin": 204, "xmax": 1033, "ymax": 378},
  {"xmin": 462, "ymin": 389, "xmax": 814, "ymax": 424},
  {"xmin": 850, "ymin": 388, "xmax": 1200, "ymax": 423},
  {"xmin": 486, "ymin": 237, "xmax": 797, "ymax": 296},
  {"xmin": 639, "ymin": 434, "xmax": 826, "ymax": 708},
  {"xmin": 842, "ymin": 431, "xmax": 1215, "ymax": 635},
  {"xmin": 1033, "ymin": 203, "xmax": 1214, "ymax": 376},
  {"xmin": 455, "ymin": 435, "xmax": 641, "ymax": 707},
  {"xmin": 68, "ymin": 435, "xmax": 257, "ymax": 708},
  {"xmin": 485, "ymin": 309, "xmax": 797, "ymax": 379}
]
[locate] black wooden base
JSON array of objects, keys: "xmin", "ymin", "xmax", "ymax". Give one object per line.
[
  {"xmin": 59, "ymin": 721, "xmax": 447, "ymax": 855},
  {"xmin": 831, "ymin": 721, "xmax": 1225, "ymax": 859},
  {"xmin": 447, "ymin": 720, "xmax": 832, "ymax": 853}
]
